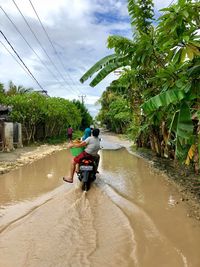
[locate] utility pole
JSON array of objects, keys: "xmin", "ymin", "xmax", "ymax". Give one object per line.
[
  {"xmin": 114, "ymin": 69, "xmax": 122, "ymax": 76},
  {"xmin": 79, "ymin": 95, "xmax": 86, "ymax": 104}
]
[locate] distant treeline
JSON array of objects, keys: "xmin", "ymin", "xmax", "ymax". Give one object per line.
[{"xmin": 0, "ymin": 81, "xmax": 93, "ymax": 143}]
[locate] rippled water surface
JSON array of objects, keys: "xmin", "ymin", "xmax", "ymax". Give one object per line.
[{"xmin": 0, "ymin": 143, "xmax": 200, "ymax": 267}]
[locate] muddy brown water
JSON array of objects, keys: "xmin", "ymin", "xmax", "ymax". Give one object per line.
[{"xmin": 0, "ymin": 144, "xmax": 200, "ymax": 267}]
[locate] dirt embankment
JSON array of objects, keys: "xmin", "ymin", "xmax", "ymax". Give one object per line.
[{"xmin": 0, "ymin": 143, "xmax": 66, "ymax": 174}]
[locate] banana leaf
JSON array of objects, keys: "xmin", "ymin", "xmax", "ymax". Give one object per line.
[
  {"xmin": 142, "ymin": 88, "xmax": 186, "ymax": 114},
  {"xmin": 169, "ymin": 111, "xmax": 179, "ymax": 135},
  {"xmin": 188, "ymin": 64, "xmax": 200, "ymax": 76},
  {"xmin": 175, "ymin": 138, "xmax": 189, "ymax": 160},
  {"xmin": 80, "ymin": 54, "xmax": 117, "ymax": 83},
  {"xmin": 90, "ymin": 59, "xmax": 127, "ymax": 87},
  {"xmin": 168, "ymin": 102, "xmax": 194, "ymax": 160},
  {"xmin": 176, "ymin": 103, "xmax": 193, "ymax": 139}
]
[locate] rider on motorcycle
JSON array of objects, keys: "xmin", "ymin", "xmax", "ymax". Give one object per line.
[{"xmin": 63, "ymin": 128, "xmax": 100, "ymax": 183}]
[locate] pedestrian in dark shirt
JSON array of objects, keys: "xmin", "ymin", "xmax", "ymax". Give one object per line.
[{"xmin": 67, "ymin": 125, "xmax": 73, "ymax": 141}]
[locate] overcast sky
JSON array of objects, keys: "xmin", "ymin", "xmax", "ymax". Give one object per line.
[{"xmin": 0, "ymin": 0, "xmax": 174, "ymax": 117}]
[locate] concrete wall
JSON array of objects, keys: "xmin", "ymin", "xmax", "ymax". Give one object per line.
[
  {"xmin": 0, "ymin": 122, "xmax": 23, "ymax": 151},
  {"xmin": 17, "ymin": 123, "xmax": 23, "ymax": 148},
  {"xmin": 4, "ymin": 122, "xmax": 14, "ymax": 152},
  {"xmin": 0, "ymin": 122, "xmax": 4, "ymax": 151}
]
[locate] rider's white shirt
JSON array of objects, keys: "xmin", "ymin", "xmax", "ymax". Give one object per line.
[{"xmin": 84, "ymin": 136, "xmax": 100, "ymax": 156}]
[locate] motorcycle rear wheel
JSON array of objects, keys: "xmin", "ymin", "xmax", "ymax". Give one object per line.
[{"xmin": 82, "ymin": 182, "xmax": 90, "ymax": 191}]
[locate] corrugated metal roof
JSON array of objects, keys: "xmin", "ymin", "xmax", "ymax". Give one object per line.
[{"xmin": 0, "ymin": 105, "xmax": 12, "ymax": 112}]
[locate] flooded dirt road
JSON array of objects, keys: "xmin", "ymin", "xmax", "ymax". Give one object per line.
[{"xmin": 0, "ymin": 136, "xmax": 200, "ymax": 267}]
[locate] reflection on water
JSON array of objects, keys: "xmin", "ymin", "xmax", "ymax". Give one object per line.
[
  {"xmin": 0, "ymin": 150, "xmax": 70, "ymax": 205},
  {"xmin": 0, "ymin": 147, "xmax": 200, "ymax": 267},
  {"xmin": 168, "ymin": 195, "xmax": 177, "ymax": 207}
]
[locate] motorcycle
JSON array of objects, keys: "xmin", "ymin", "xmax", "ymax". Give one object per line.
[{"xmin": 77, "ymin": 156, "xmax": 97, "ymax": 191}]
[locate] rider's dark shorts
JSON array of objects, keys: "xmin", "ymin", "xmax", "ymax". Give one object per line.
[{"xmin": 74, "ymin": 151, "xmax": 93, "ymax": 164}]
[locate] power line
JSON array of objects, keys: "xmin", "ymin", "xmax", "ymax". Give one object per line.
[
  {"xmin": 0, "ymin": 40, "xmax": 34, "ymax": 79},
  {"xmin": 0, "ymin": 5, "xmax": 71, "ymax": 92},
  {"xmin": 160, "ymin": 0, "xmax": 176, "ymax": 14},
  {"xmin": 1, "ymin": 40, "xmax": 49, "ymax": 96},
  {"xmin": 0, "ymin": 30, "xmax": 45, "ymax": 91},
  {"xmin": 168, "ymin": 0, "xmax": 176, "ymax": 6},
  {"xmin": 27, "ymin": 0, "xmax": 81, "ymax": 95},
  {"xmin": 11, "ymin": 0, "xmax": 77, "ymax": 95}
]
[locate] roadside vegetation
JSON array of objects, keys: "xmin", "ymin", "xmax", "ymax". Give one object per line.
[
  {"xmin": 80, "ymin": 0, "xmax": 200, "ymax": 174},
  {"xmin": 0, "ymin": 81, "xmax": 93, "ymax": 144}
]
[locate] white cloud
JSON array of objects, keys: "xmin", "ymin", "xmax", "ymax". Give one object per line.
[
  {"xmin": 0, "ymin": 0, "xmax": 177, "ymax": 116},
  {"xmin": 154, "ymin": 0, "xmax": 177, "ymax": 10}
]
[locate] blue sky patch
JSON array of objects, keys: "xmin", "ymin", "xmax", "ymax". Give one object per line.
[{"xmin": 94, "ymin": 11, "xmax": 130, "ymax": 25}]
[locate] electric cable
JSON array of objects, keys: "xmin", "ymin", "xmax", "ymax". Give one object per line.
[
  {"xmin": 27, "ymin": 0, "xmax": 82, "ymax": 95},
  {"xmin": 0, "ymin": 5, "xmax": 73, "ymax": 93},
  {"xmin": 0, "ymin": 30, "xmax": 45, "ymax": 91},
  {"xmin": 0, "ymin": 39, "xmax": 34, "ymax": 80},
  {"xmin": 11, "ymin": 0, "xmax": 77, "ymax": 95},
  {"xmin": 168, "ymin": 0, "xmax": 176, "ymax": 6}
]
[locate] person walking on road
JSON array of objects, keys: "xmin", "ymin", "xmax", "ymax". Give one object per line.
[{"xmin": 67, "ymin": 125, "xmax": 73, "ymax": 141}]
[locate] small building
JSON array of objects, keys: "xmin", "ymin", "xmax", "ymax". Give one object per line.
[{"xmin": 0, "ymin": 104, "xmax": 22, "ymax": 152}]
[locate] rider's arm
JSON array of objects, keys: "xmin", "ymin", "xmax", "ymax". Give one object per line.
[
  {"xmin": 76, "ymin": 136, "xmax": 91, "ymax": 147},
  {"xmin": 76, "ymin": 141, "xmax": 87, "ymax": 147},
  {"xmin": 67, "ymin": 141, "xmax": 87, "ymax": 149}
]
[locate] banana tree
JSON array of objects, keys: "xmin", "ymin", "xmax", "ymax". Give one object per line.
[
  {"xmin": 79, "ymin": 0, "xmax": 200, "ymax": 171},
  {"xmin": 80, "ymin": 37, "xmax": 134, "ymax": 87},
  {"xmin": 141, "ymin": 0, "xmax": 200, "ymax": 167}
]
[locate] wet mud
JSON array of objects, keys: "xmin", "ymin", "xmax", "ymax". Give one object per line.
[
  {"xmin": 0, "ymin": 134, "xmax": 200, "ymax": 267},
  {"xmin": 133, "ymin": 146, "xmax": 200, "ymax": 220}
]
